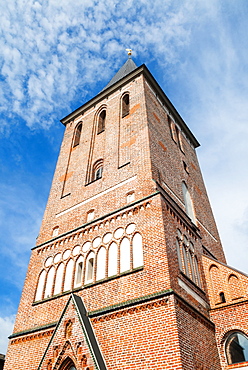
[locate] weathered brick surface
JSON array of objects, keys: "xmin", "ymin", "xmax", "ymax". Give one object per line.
[
  {"xmin": 4, "ymin": 64, "xmax": 245, "ymax": 370},
  {"xmin": 202, "ymin": 255, "xmax": 248, "ymax": 369}
]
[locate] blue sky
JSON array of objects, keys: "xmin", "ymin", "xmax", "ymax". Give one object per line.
[{"xmin": 1, "ymin": 0, "xmax": 248, "ymax": 354}]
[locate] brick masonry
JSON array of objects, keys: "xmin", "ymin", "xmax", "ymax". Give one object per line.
[{"xmin": 4, "ymin": 62, "xmax": 248, "ymax": 370}]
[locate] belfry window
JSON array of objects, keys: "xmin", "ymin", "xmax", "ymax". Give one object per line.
[
  {"xmin": 182, "ymin": 181, "xmax": 196, "ymax": 224},
  {"xmin": 122, "ymin": 93, "xmax": 130, "ymax": 118},
  {"xmin": 226, "ymin": 332, "xmax": 248, "ymax": 365},
  {"xmin": 168, "ymin": 115, "xmax": 184, "ymax": 152},
  {"xmin": 97, "ymin": 110, "xmax": 106, "ymax": 134},
  {"xmin": 73, "ymin": 122, "xmax": 82, "ymax": 147},
  {"xmin": 92, "ymin": 159, "xmax": 103, "ymax": 181}
]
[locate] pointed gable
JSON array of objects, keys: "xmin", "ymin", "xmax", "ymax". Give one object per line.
[
  {"xmin": 202, "ymin": 255, "xmax": 248, "ymax": 308},
  {"xmin": 38, "ymin": 294, "xmax": 107, "ymax": 370}
]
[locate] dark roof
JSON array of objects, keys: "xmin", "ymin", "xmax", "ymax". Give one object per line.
[
  {"xmin": 61, "ymin": 63, "xmax": 200, "ymax": 148},
  {"xmin": 102, "ymin": 57, "xmax": 137, "ymax": 91}
]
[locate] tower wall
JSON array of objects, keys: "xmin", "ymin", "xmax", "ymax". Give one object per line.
[{"xmin": 4, "ymin": 62, "xmax": 232, "ymax": 370}]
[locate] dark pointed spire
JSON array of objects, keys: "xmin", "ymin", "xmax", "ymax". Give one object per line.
[{"xmin": 102, "ymin": 57, "xmax": 138, "ymax": 91}]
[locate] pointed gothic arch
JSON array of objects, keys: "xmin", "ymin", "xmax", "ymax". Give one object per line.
[
  {"xmin": 121, "ymin": 92, "xmax": 130, "ymax": 118},
  {"xmin": 58, "ymin": 356, "xmax": 76, "ymax": 370},
  {"xmin": 97, "ymin": 109, "xmax": 106, "ymax": 134},
  {"xmin": 73, "ymin": 122, "xmax": 82, "ymax": 147}
]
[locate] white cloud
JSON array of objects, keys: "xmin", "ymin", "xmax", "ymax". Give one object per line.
[
  {"xmin": 0, "ymin": 1, "xmax": 247, "ymax": 267},
  {"xmin": 0, "ymin": 0, "xmax": 199, "ymax": 130},
  {"xmin": 0, "ymin": 2, "xmax": 248, "ymax": 352},
  {"xmin": 0, "ymin": 316, "xmax": 15, "ymax": 354},
  {"xmin": 167, "ymin": 1, "xmax": 248, "ymax": 273}
]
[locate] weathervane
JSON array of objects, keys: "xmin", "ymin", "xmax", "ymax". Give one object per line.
[{"xmin": 126, "ymin": 49, "xmax": 132, "ymax": 57}]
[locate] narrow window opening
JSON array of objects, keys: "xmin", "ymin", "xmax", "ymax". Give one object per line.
[
  {"xmin": 220, "ymin": 292, "xmax": 226, "ymax": 303},
  {"xmin": 95, "ymin": 167, "xmax": 103, "ymax": 180},
  {"xmin": 168, "ymin": 115, "xmax": 184, "ymax": 152},
  {"xmin": 176, "ymin": 238, "xmax": 183, "ymax": 271},
  {"xmin": 52, "ymin": 226, "xmax": 59, "ymax": 237},
  {"xmin": 98, "ymin": 110, "xmax": 106, "ymax": 134},
  {"xmin": 194, "ymin": 255, "xmax": 201, "ymax": 287},
  {"xmin": 85, "ymin": 252, "xmax": 95, "ymax": 284},
  {"xmin": 92, "ymin": 159, "xmax": 103, "ymax": 182},
  {"xmin": 183, "ymin": 161, "xmax": 189, "ymax": 174},
  {"xmin": 122, "ymin": 94, "xmax": 130, "ymax": 118},
  {"xmin": 182, "ymin": 181, "xmax": 196, "ymax": 224},
  {"xmin": 96, "ymin": 247, "xmax": 106, "ymax": 281},
  {"xmin": 188, "ymin": 251, "xmax": 195, "ymax": 282},
  {"xmin": 87, "ymin": 258, "xmax": 94, "ymax": 281},
  {"xmin": 76, "ymin": 262, "xmax": 83, "ymax": 285},
  {"xmin": 87, "ymin": 210, "xmax": 95, "ymax": 222},
  {"xmin": 182, "ymin": 244, "xmax": 189, "ymax": 277},
  {"xmin": 35, "ymin": 270, "xmax": 46, "ymax": 301},
  {"xmin": 73, "ymin": 122, "xmax": 82, "ymax": 147},
  {"xmin": 175, "ymin": 126, "xmax": 184, "ymax": 152},
  {"xmin": 168, "ymin": 116, "xmax": 177, "ymax": 142},
  {"xmin": 126, "ymin": 192, "xmax": 135, "ymax": 203}
]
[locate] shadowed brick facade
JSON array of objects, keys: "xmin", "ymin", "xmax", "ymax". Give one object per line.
[{"xmin": 4, "ymin": 58, "xmax": 248, "ymax": 370}]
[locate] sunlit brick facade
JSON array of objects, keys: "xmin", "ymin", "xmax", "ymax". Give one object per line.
[{"xmin": 4, "ymin": 59, "xmax": 248, "ymax": 370}]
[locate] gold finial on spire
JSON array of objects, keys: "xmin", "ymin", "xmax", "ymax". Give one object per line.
[{"xmin": 126, "ymin": 49, "xmax": 132, "ymax": 56}]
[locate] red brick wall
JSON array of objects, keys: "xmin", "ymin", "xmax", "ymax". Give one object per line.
[
  {"xmin": 5, "ymin": 67, "xmax": 232, "ymax": 370},
  {"xmin": 202, "ymin": 255, "xmax": 248, "ymax": 369}
]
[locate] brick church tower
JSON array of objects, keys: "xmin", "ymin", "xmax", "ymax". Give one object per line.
[{"xmin": 4, "ymin": 57, "xmax": 248, "ymax": 370}]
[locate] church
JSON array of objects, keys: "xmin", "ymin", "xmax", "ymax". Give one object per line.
[{"xmin": 4, "ymin": 56, "xmax": 248, "ymax": 369}]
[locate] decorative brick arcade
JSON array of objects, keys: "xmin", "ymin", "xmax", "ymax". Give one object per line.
[{"xmin": 4, "ymin": 58, "xmax": 248, "ymax": 370}]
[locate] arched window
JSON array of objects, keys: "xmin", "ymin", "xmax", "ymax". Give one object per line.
[
  {"xmin": 122, "ymin": 93, "xmax": 130, "ymax": 118},
  {"xmin": 74, "ymin": 256, "xmax": 84, "ymax": 287},
  {"xmin": 182, "ymin": 182, "xmax": 196, "ymax": 224},
  {"xmin": 226, "ymin": 332, "xmax": 248, "ymax": 365},
  {"xmin": 219, "ymin": 292, "xmax": 226, "ymax": 303},
  {"xmin": 168, "ymin": 116, "xmax": 177, "ymax": 142},
  {"xmin": 120, "ymin": 237, "xmax": 131, "ymax": 273},
  {"xmin": 228, "ymin": 274, "xmax": 243, "ymax": 300},
  {"xmin": 35, "ymin": 270, "xmax": 46, "ymax": 301},
  {"xmin": 54, "ymin": 263, "xmax": 64, "ymax": 295},
  {"xmin": 209, "ymin": 264, "xmax": 225, "ymax": 304},
  {"xmin": 96, "ymin": 247, "xmax": 106, "ymax": 281},
  {"xmin": 59, "ymin": 357, "xmax": 76, "ymax": 370},
  {"xmin": 182, "ymin": 242, "xmax": 189, "ymax": 277},
  {"xmin": 175, "ymin": 125, "xmax": 184, "ymax": 152},
  {"xmin": 87, "ymin": 209, "xmax": 95, "ymax": 222},
  {"xmin": 108, "ymin": 242, "xmax": 118, "ymax": 277},
  {"xmin": 188, "ymin": 250, "xmax": 195, "ymax": 282},
  {"xmin": 168, "ymin": 115, "xmax": 184, "ymax": 152},
  {"xmin": 92, "ymin": 159, "xmax": 103, "ymax": 181},
  {"xmin": 98, "ymin": 110, "xmax": 106, "ymax": 134},
  {"xmin": 85, "ymin": 252, "xmax": 95, "ymax": 284},
  {"xmin": 73, "ymin": 122, "xmax": 82, "ymax": 147},
  {"xmin": 194, "ymin": 255, "xmax": 201, "ymax": 287},
  {"xmin": 132, "ymin": 232, "xmax": 143, "ymax": 268},
  {"xmin": 52, "ymin": 226, "xmax": 59, "ymax": 237},
  {"xmin": 44, "ymin": 266, "xmax": 55, "ymax": 299},
  {"xmin": 63, "ymin": 259, "xmax": 74, "ymax": 292},
  {"xmin": 126, "ymin": 191, "xmax": 135, "ymax": 203}
]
